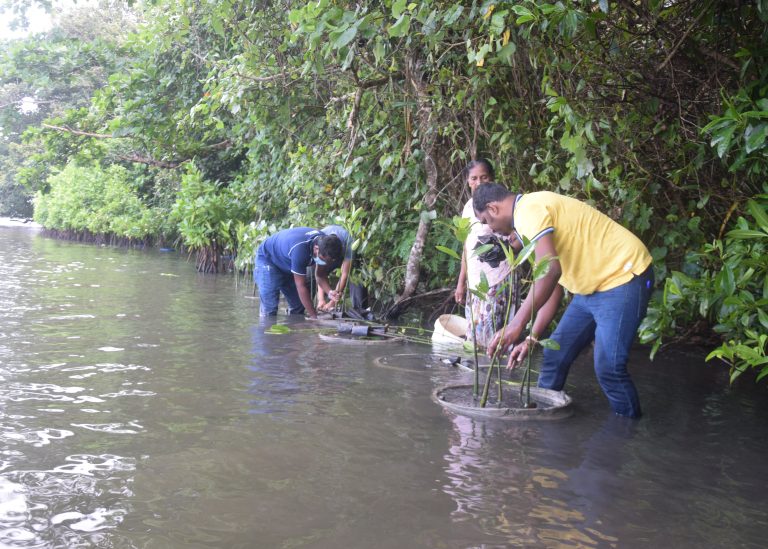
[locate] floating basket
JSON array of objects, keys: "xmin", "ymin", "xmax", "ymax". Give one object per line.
[
  {"xmin": 433, "ymin": 383, "xmax": 573, "ymax": 421},
  {"xmin": 317, "ymin": 332, "xmax": 403, "ymax": 345}
]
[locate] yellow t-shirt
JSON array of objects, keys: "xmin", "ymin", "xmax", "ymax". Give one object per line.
[{"xmin": 513, "ymin": 192, "xmax": 652, "ymax": 294}]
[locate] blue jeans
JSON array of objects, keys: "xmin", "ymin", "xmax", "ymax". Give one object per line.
[
  {"xmin": 538, "ymin": 266, "xmax": 654, "ymax": 418},
  {"xmin": 254, "ymin": 251, "xmax": 305, "ymax": 316}
]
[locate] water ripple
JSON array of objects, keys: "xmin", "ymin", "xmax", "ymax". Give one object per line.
[
  {"xmin": 52, "ymin": 455, "xmax": 136, "ymax": 478},
  {"xmin": 51, "ymin": 507, "xmax": 126, "ymax": 532},
  {"xmin": 71, "ymin": 422, "xmax": 144, "ymax": 434},
  {"xmin": 1, "ymin": 428, "xmax": 75, "ymax": 448},
  {"xmin": 0, "ymin": 451, "xmax": 136, "ymax": 547}
]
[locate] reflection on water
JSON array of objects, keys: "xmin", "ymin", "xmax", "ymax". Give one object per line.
[{"xmin": 0, "ymin": 226, "xmax": 767, "ymax": 548}]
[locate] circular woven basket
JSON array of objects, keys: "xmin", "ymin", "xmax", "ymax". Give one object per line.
[
  {"xmin": 318, "ymin": 332, "xmax": 403, "ymax": 345},
  {"xmin": 433, "ymin": 383, "xmax": 573, "ymax": 421}
]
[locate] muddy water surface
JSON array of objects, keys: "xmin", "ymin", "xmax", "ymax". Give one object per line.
[{"xmin": 0, "ymin": 225, "xmax": 766, "ymax": 548}]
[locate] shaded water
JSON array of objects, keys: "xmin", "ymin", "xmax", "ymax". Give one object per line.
[{"xmin": 0, "ymin": 225, "xmax": 766, "ymax": 548}]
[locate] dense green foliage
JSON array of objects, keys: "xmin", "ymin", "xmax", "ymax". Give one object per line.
[
  {"xmin": 34, "ymin": 161, "xmax": 160, "ymax": 240},
  {"xmin": 1, "ymin": 0, "xmax": 767, "ymax": 382},
  {"xmin": 640, "ymin": 195, "xmax": 768, "ymax": 383}
]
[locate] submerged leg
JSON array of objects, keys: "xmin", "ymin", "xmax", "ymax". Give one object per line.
[
  {"xmin": 538, "ymin": 296, "xmax": 596, "ymax": 391},
  {"xmin": 281, "ymin": 273, "xmax": 306, "ymax": 315},
  {"xmin": 255, "ymin": 255, "xmax": 281, "ymax": 317},
  {"xmin": 591, "ymin": 268, "xmax": 654, "ymax": 418}
]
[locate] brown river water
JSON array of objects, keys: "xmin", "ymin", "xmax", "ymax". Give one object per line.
[{"xmin": 0, "ymin": 225, "xmax": 766, "ymax": 548}]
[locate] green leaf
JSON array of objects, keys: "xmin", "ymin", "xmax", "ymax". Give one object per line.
[
  {"xmin": 539, "ymin": 3, "xmax": 564, "ymax": 15},
  {"xmin": 744, "ymin": 123, "xmax": 768, "ymax": 154},
  {"xmin": 539, "ymin": 338, "xmax": 560, "ymax": 351},
  {"xmin": 747, "ymin": 199, "xmax": 768, "ymax": 232},
  {"xmin": 341, "ymin": 46, "xmax": 355, "ymax": 70},
  {"xmin": 211, "ymin": 16, "xmax": 225, "ymax": 37},
  {"xmin": 392, "ymin": 0, "xmax": 407, "ymax": 18},
  {"xmin": 717, "ymin": 265, "xmax": 736, "ymax": 296},
  {"xmin": 532, "ymin": 256, "xmax": 554, "ymax": 280},
  {"xmin": 468, "ymin": 272, "xmax": 490, "ymax": 301},
  {"xmin": 730, "ymin": 366, "xmax": 746, "ymax": 384},
  {"xmin": 389, "ymin": 14, "xmax": 411, "ymax": 37},
  {"xmin": 726, "ymin": 229, "xmax": 767, "ymax": 240},
  {"xmin": 266, "ymin": 324, "xmax": 291, "ymax": 334},
  {"xmin": 514, "ymin": 238, "xmax": 537, "ymax": 268},
  {"xmin": 333, "ymin": 26, "xmax": 358, "ymax": 49},
  {"xmin": 373, "ymin": 38, "xmax": 386, "ymax": 64},
  {"xmin": 497, "ymin": 42, "xmax": 516, "ymax": 64},
  {"xmin": 763, "ymin": 272, "xmax": 768, "ymax": 300},
  {"xmin": 468, "ymin": 287, "xmax": 487, "ymax": 300},
  {"xmin": 710, "ymin": 124, "xmax": 736, "ymax": 158},
  {"xmin": 472, "ymin": 243, "xmax": 494, "ymax": 257},
  {"xmin": 436, "ymin": 245, "xmax": 461, "ymax": 260},
  {"xmin": 490, "ymin": 13, "xmax": 506, "ymax": 35},
  {"xmin": 511, "ymin": 5, "xmax": 533, "ymax": 17},
  {"xmin": 758, "ymin": 0, "xmax": 768, "ymax": 22},
  {"xmin": 443, "ymin": 4, "xmax": 464, "ymax": 25}
]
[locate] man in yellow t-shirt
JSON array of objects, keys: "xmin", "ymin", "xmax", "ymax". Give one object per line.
[{"xmin": 473, "ymin": 183, "xmax": 654, "ymax": 418}]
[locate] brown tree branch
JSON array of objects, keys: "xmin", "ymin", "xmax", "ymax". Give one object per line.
[
  {"xmin": 398, "ymin": 52, "xmax": 440, "ymax": 303},
  {"xmin": 386, "ymin": 287, "xmax": 452, "ymax": 319},
  {"xmin": 114, "ymin": 154, "xmax": 185, "ymax": 169},
  {"xmin": 41, "ymin": 123, "xmax": 116, "ymax": 139},
  {"xmin": 657, "ymin": 1, "xmax": 712, "ymax": 72}
]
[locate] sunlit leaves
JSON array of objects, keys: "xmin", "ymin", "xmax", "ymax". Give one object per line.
[
  {"xmin": 747, "ymin": 199, "xmax": 768, "ymax": 232},
  {"xmin": 332, "ymin": 25, "xmax": 357, "ymax": 49},
  {"xmin": 34, "ymin": 162, "xmax": 158, "ymax": 238},
  {"xmin": 436, "ymin": 245, "xmax": 461, "ymax": 260},
  {"xmin": 388, "ymin": 13, "xmax": 410, "ymax": 37},
  {"xmin": 442, "ymin": 4, "xmax": 463, "ymax": 25}
]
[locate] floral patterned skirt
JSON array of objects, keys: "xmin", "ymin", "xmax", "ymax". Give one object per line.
[{"xmin": 464, "ymin": 273, "xmax": 521, "ymax": 350}]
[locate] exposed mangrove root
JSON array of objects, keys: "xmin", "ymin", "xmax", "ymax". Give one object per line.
[
  {"xmin": 385, "ymin": 287, "xmax": 452, "ymax": 320},
  {"xmin": 40, "ymin": 228, "xmax": 156, "ymax": 249}
]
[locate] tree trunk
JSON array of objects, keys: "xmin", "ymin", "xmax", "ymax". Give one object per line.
[{"xmin": 398, "ymin": 51, "xmax": 439, "ymax": 302}]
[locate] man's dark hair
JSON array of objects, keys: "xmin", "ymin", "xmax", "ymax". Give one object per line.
[
  {"xmin": 463, "ymin": 158, "xmax": 496, "ymax": 182},
  {"xmin": 317, "ymin": 234, "xmax": 343, "ymax": 262},
  {"xmin": 472, "ymin": 182, "xmax": 513, "ymax": 213}
]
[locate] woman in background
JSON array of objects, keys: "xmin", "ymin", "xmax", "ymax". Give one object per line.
[{"xmin": 453, "ymin": 159, "xmax": 519, "ymax": 349}]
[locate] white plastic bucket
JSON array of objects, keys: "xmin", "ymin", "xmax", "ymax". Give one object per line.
[{"xmin": 431, "ymin": 314, "xmax": 467, "ymax": 345}]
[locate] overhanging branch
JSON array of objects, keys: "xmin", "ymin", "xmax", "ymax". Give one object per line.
[{"xmin": 41, "ymin": 123, "xmax": 116, "ymax": 139}]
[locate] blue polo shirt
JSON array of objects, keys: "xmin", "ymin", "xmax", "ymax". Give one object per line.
[{"xmin": 258, "ymin": 227, "xmax": 323, "ymax": 275}]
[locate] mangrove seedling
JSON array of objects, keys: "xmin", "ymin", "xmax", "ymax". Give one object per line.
[{"xmin": 436, "ymin": 215, "xmax": 482, "ymax": 396}]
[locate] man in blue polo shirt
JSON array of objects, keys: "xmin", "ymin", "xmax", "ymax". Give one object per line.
[{"xmin": 255, "ymin": 228, "xmax": 343, "ymax": 319}]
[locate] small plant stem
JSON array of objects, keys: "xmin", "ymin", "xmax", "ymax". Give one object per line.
[
  {"xmin": 495, "ymin": 275, "xmax": 516, "ymax": 408},
  {"xmin": 520, "ymin": 279, "xmax": 536, "ymax": 408},
  {"xmin": 462, "ymin": 247, "xmax": 480, "ymax": 398},
  {"xmin": 479, "ymin": 347, "xmax": 502, "ymax": 407},
  {"xmin": 468, "ymin": 296, "xmax": 480, "ymax": 398},
  {"xmin": 496, "ymin": 349, "xmax": 503, "ymax": 407}
]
